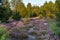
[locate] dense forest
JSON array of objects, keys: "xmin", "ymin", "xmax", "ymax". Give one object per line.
[{"xmin": 0, "ymin": 0, "xmax": 60, "ymax": 40}]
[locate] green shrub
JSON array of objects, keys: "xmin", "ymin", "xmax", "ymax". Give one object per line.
[
  {"xmin": 30, "ymin": 13, "xmax": 38, "ymax": 18},
  {"xmin": 56, "ymin": 21, "xmax": 60, "ymax": 27},
  {"xmin": 28, "ymin": 26, "xmax": 33, "ymax": 28},
  {"xmin": 20, "ymin": 33, "xmax": 28, "ymax": 39},
  {"xmin": 49, "ymin": 12, "xmax": 60, "ymax": 35},
  {"xmin": 12, "ymin": 12, "xmax": 22, "ymax": 20},
  {"xmin": 0, "ymin": 27, "xmax": 7, "ymax": 37},
  {"xmin": 56, "ymin": 12, "xmax": 60, "ymax": 27},
  {"xmin": 50, "ymin": 22, "xmax": 60, "ymax": 35},
  {"xmin": 30, "ymin": 31, "xmax": 37, "ymax": 35},
  {"xmin": 0, "ymin": 33, "xmax": 10, "ymax": 40},
  {"xmin": 40, "ymin": 31, "xmax": 46, "ymax": 35},
  {"xmin": 0, "ymin": 6, "xmax": 12, "ymax": 22},
  {"xmin": 0, "ymin": 26, "xmax": 10, "ymax": 40},
  {"xmin": 49, "ymin": 19, "xmax": 60, "ymax": 35}
]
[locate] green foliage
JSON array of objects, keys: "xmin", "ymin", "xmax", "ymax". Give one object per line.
[
  {"xmin": 19, "ymin": 33, "xmax": 28, "ymax": 39},
  {"xmin": 49, "ymin": 19, "xmax": 60, "ymax": 35},
  {"xmin": 40, "ymin": 31, "xmax": 46, "ymax": 35},
  {"xmin": 30, "ymin": 31, "xmax": 37, "ymax": 35},
  {"xmin": 56, "ymin": 21, "xmax": 60, "ymax": 27},
  {"xmin": 0, "ymin": 26, "xmax": 10, "ymax": 40},
  {"xmin": 10, "ymin": 0, "xmax": 57, "ymax": 18},
  {"xmin": 48, "ymin": 0, "xmax": 60, "ymax": 35},
  {"xmin": 32, "ymin": 6, "xmax": 39, "ymax": 17},
  {"xmin": 0, "ymin": 6, "xmax": 12, "ymax": 22},
  {"xmin": 30, "ymin": 13, "xmax": 38, "ymax": 18},
  {"xmin": 56, "ymin": 12, "xmax": 60, "ymax": 20},
  {"xmin": 0, "ymin": 27, "xmax": 7, "ymax": 37},
  {"xmin": 12, "ymin": 12, "xmax": 22, "ymax": 20},
  {"xmin": 55, "ymin": 0, "xmax": 60, "ymax": 11},
  {"xmin": 56, "ymin": 12, "xmax": 60, "ymax": 27},
  {"xmin": 3, "ymin": 0, "xmax": 10, "ymax": 8},
  {"xmin": 27, "ymin": 3, "xmax": 32, "ymax": 18},
  {"xmin": 0, "ymin": 34, "xmax": 10, "ymax": 40}
]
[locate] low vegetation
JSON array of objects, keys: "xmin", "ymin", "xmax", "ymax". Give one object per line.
[
  {"xmin": 29, "ymin": 31, "xmax": 37, "ymax": 35},
  {"xmin": 0, "ymin": 26, "xmax": 10, "ymax": 40},
  {"xmin": 0, "ymin": 0, "xmax": 60, "ymax": 40}
]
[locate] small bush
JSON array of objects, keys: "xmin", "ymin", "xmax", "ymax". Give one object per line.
[
  {"xmin": 56, "ymin": 21, "xmax": 60, "ymax": 27},
  {"xmin": 30, "ymin": 31, "xmax": 37, "ymax": 35},
  {"xmin": 40, "ymin": 31, "xmax": 46, "ymax": 35},
  {"xmin": 0, "ymin": 26, "xmax": 10, "ymax": 40},
  {"xmin": 50, "ymin": 23, "xmax": 60, "ymax": 35},
  {"xmin": 49, "ymin": 19, "xmax": 60, "ymax": 35},
  {"xmin": 28, "ymin": 26, "xmax": 33, "ymax": 28},
  {"xmin": 56, "ymin": 12, "xmax": 60, "ymax": 27},
  {"xmin": 0, "ymin": 33, "xmax": 10, "ymax": 40},
  {"xmin": 30, "ymin": 13, "xmax": 38, "ymax": 18},
  {"xmin": 12, "ymin": 12, "xmax": 22, "ymax": 20},
  {"xmin": 20, "ymin": 33, "xmax": 28, "ymax": 39},
  {"xmin": 0, "ymin": 27, "xmax": 7, "ymax": 37}
]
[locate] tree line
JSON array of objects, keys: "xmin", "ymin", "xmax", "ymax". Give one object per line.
[{"xmin": 0, "ymin": 0, "xmax": 60, "ymax": 22}]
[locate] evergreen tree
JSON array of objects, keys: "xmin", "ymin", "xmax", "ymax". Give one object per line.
[
  {"xmin": 27, "ymin": 3, "xmax": 32, "ymax": 18},
  {"xmin": 11, "ymin": 0, "xmax": 26, "ymax": 18},
  {"xmin": 0, "ymin": 6, "xmax": 12, "ymax": 22},
  {"xmin": 55, "ymin": 0, "xmax": 60, "ymax": 11},
  {"xmin": 55, "ymin": 0, "xmax": 60, "ymax": 27}
]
